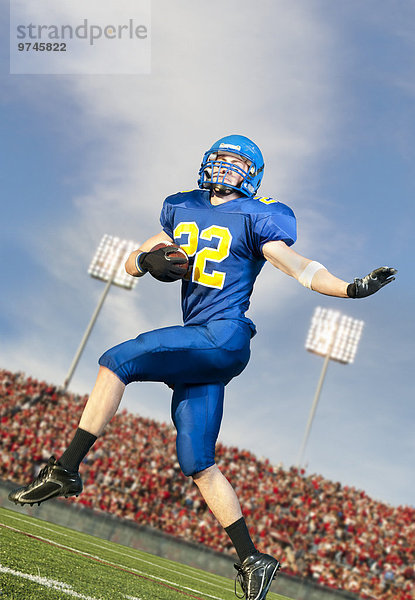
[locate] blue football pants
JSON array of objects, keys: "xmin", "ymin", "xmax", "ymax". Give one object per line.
[{"xmin": 99, "ymin": 319, "xmax": 252, "ymax": 475}]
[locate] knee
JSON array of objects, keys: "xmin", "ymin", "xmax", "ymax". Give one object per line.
[
  {"xmin": 175, "ymin": 431, "xmax": 215, "ymax": 477},
  {"xmin": 98, "ymin": 347, "xmax": 131, "ymax": 385},
  {"xmin": 192, "ymin": 464, "xmax": 218, "ymax": 484}
]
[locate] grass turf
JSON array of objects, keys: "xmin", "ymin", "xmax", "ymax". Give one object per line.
[{"xmin": 0, "ymin": 507, "xmax": 294, "ymax": 600}]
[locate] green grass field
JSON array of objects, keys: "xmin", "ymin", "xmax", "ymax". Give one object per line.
[{"xmin": 0, "ymin": 507, "xmax": 294, "ymax": 600}]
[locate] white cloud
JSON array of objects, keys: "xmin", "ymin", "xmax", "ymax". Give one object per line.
[{"xmin": 4, "ymin": 0, "xmax": 346, "ymax": 367}]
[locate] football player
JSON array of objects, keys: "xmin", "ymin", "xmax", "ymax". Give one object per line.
[{"xmin": 9, "ymin": 135, "xmax": 397, "ymax": 600}]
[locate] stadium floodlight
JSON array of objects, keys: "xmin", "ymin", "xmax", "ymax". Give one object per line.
[
  {"xmin": 63, "ymin": 235, "xmax": 139, "ymax": 390},
  {"xmin": 88, "ymin": 234, "xmax": 139, "ymax": 290},
  {"xmin": 297, "ymin": 307, "xmax": 364, "ymax": 468}
]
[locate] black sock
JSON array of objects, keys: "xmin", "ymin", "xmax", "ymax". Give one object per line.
[
  {"xmin": 225, "ymin": 517, "xmax": 258, "ymax": 563},
  {"xmin": 58, "ymin": 428, "xmax": 97, "ymax": 472}
]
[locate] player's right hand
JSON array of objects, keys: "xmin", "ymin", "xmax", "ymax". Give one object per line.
[
  {"xmin": 347, "ymin": 266, "xmax": 397, "ymax": 298},
  {"xmin": 138, "ymin": 246, "xmax": 188, "ymax": 283}
]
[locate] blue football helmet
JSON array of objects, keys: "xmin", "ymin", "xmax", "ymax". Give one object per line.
[{"xmin": 198, "ymin": 134, "xmax": 264, "ymax": 197}]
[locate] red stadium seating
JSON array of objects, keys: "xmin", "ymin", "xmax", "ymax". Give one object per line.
[{"xmin": 1, "ymin": 369, "xmax": 414, "ymax": 600}]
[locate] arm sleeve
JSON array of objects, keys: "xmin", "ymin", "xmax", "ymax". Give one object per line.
[
  {"xmin": 159, "ymin": 199, "xmax": 174, "ymax": 238},
  {"xmin": 253, "ymin": 205, "xmax": 297, "ymax": 254}
]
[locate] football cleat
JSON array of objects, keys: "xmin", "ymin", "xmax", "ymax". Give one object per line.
[
  {"xmin": 234, "ymin": 552, "xmax": 280, "ymax": 600},
  {"xmin": 8, "ymin": 456, "xmax": 82, "ymax": 506}
]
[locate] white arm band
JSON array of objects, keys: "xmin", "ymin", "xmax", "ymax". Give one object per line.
[
  {"xmin": 298, "ymin": 261, "xmax": 327, "ymax": 289},
  {"xmin": 135, "ymin": 252, "xmax": 147, "ymax": 274}
]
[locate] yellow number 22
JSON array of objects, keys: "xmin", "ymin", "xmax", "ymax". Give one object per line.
[{"xmin": 173, "ymin": 222, "xmax": 232, "ymax": 290}]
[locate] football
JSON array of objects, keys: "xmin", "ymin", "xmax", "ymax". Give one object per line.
[{"xmin": 150, "ymin": 241, "xmax": 189, "ymax": 278}]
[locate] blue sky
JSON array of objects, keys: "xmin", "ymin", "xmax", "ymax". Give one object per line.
[{"xmin": 1, "ymin": 1, "xmax": 414, "ymax": 507}]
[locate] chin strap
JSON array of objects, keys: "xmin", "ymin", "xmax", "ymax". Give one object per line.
[
  {"xmin": 213, "ymin": 184, "xmax": 234, "ymax": 196},
  {"xmin": 202, "ymin": 181, "xmax": 238, "ymax": 196}
]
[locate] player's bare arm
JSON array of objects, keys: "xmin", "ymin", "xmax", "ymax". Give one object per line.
[
  {"xmin": 262, "ymin": 240, "xmax": 348, "ymax": 297},
  {"xmin": 263, "ymin": 240, "xmax": 397, "ymax": 298},
  {"xmin": 125, "ymin": 231, "xmax": 173, "ymax": 277}
]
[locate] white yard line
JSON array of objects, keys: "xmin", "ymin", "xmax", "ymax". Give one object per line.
[
  {"xmin": 96, "ymin": 537, "xmax": 228, "ymax": 584},
  {"xmin": 0, "ymin": 564, "xmax": 102, "ymax": 600},
  {"xmin": 1, "ymin": 522, "xmax": 225, "ymax": 600},
  {"xmin": 2, "ymin": 511, "xmax": 233, "ymax": 591}
]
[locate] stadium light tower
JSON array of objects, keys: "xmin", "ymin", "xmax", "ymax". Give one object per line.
[
  {"xmin": 63, "ymin": 234, "xmax": 139, "ymax": 391},
  {"xmin": 296, "ymin": 307, "xmax": 364, "ymax": 468}
]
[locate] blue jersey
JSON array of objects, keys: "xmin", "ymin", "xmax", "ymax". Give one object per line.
[{"xmin": 160, "ymin": 189, "xmax": 297, "ymax": 331}]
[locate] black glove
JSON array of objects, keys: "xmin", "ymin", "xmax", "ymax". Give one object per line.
[
  {"xmin": 138, "ymin": 246, "xmax": 188, "ymax": 283},
  {"xmin": 347, "ymin": 267, "xmax": 397, "ymax": 298}
]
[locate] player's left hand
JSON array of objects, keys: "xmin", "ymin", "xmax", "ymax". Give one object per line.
[{"xmin": 347, "ymin": 266, "xmax": 397, "ymax": 298}]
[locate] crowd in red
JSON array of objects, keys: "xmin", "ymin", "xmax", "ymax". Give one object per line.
[{"xmin": 1, "ymin": 368, "xmax": 414, "ymax": 600}]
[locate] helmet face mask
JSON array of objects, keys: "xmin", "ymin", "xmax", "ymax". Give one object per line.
[
  {"xmin": 198, "ymin": 135, "xmax": 264, "ymax": 198},
  {"xmin": 204, "ymin": 152, "xmax": 251, "ymax": 196}
]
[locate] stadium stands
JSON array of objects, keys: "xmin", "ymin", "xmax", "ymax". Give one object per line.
[{"xmin": 1, "ymin": 368, "xmax": 414, "ymax": 600}]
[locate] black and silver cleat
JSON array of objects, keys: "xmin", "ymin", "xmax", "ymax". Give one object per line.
[
  {"xmin": 8, "ymin": 456, "xmax": 82, "ymax": 506},
  {"xmin": 234, "ymin": 552, "xmax": 280, "ymax": 600}
]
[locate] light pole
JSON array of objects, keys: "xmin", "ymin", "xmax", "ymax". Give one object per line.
[
  {"xmin": 63, "ymin": 234, "xmax": 139, "ymax": 391},
  {"xmin": 296, "ymin": 307, "xmax": 364, "ymax": 468}
]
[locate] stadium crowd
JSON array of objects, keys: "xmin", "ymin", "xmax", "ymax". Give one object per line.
[{"xmin": 1, "ymin": 368, "xmax": 414, "ymax": 600}]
